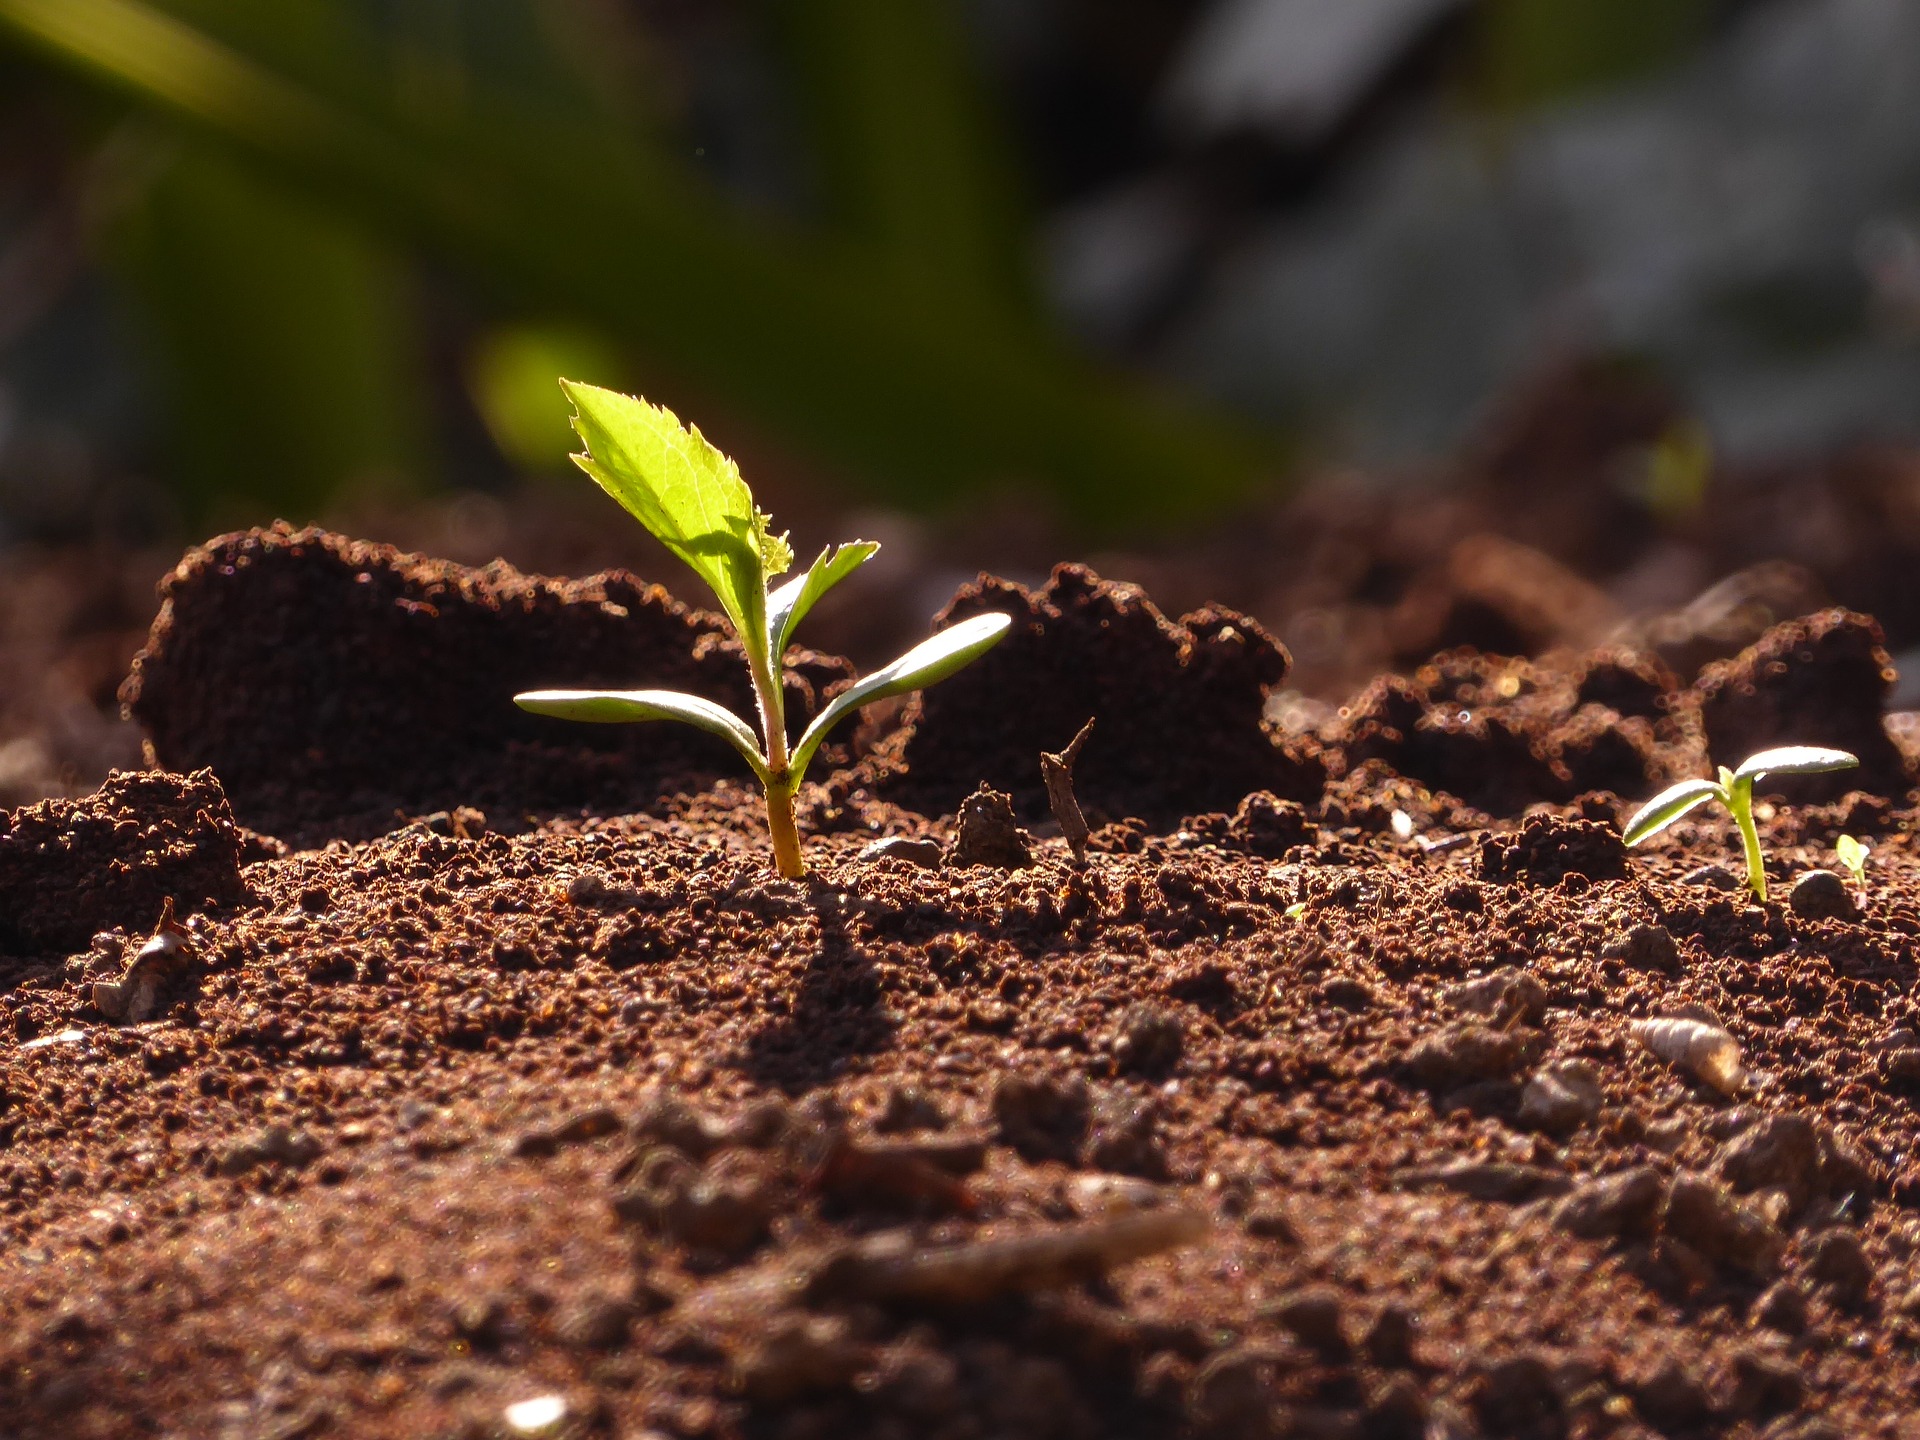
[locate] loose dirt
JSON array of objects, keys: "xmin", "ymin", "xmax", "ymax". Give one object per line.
[{"xmin": 4, "ymin": 528, "xmax": 1920, "ymax": 1438}]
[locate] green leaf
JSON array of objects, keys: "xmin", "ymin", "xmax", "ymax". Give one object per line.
[
  {"xmin": 514, "ymin": 687, "xmax": 768, "ymax": 783},
  {"xmin": 1836, "ymin": 833, "xmax": 1870, "ymax": 881},
  {"xmin": 561, "ymin": 380, "xmax": 792, "ymax": 652},
  {"xmin": 789, "ymin": 610, "xmax": 1011, "ymax": 780},
  {"xmin": 767, "ymin": 541, "xmax": 879, "ymax": 657},
  {"xmin": 1732, "ymin": 746, "xmax": 1861, "ymax": 782},
  {"xmin": 1623, "ymin": 778, "xmax": 1725, "ymax": 847}
]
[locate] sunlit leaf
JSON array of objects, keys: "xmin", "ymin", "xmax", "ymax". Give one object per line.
[
  {"xmin": 561, "ymin": 380, "xmax": 792, "ymax": 656},
  {"xmin": 767, "ymin": 540, "xmax": 878, "ymax": 657},
  {"xmin": 1732, "ymin": 747, "xmax": 1860, "ymax": 782},
  {"xmin": 1622, "ymin": 778, "xmax": 1724, "ymax": 847},
  {"xmin": 514, "ymin": 687, "xmax": 767, "ymax": 782},
  {"xmin": 789, "ymin": 610, "xmax": 1010, "ymax": 779}
]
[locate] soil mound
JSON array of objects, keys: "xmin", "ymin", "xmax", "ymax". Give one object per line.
[
  {"xmin": 1694, "ymin": 608, "xmax": 1913, "ymax": 801},
  {"xmin": 1327, "ymin": 648, "xmax": 1678, "ymax": 816},
  {"xmin": 872, "ymin": 564, "xmax": 1319, "ymax": 825},
  {"xmin": 121, "ymin": 525, "xmax": 853, "ymax": 839},
  {"xmin": 0, "ymin": 768, "xmax": 245, "ymax": 956}
]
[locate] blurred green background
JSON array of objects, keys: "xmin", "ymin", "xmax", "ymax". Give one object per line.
[{"xmin": 0, "ymin": 0, "xmax": 1894, "ymax": 540}]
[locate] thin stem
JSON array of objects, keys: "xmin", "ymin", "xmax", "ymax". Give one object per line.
[
  {"xmin": 1731, "ymin": 779, "xmax": 1767, "ymax": 901},
  {"xmin": 765, "ymin": 775, "xmax": 805, "ymax": 880},
  {"xmin": 749, "ymin": 643, "xmax": 805, "ymax": 877}
]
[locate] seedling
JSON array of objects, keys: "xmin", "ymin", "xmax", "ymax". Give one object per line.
[
  {"xmin": 516, "ymin": 381, "xmax": 1011, "ymax": 878},
  {"xmin": 1836, "ymin": 834, "xmax": 1871, "ymax": 887},
  {"xmin": 1622, "ymin": 746, "xmax": 1860, "ymax": 901}
]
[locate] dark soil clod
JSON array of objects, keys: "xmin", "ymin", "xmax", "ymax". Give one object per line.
[
  {"xmin": 0, "ymin": 768, "xmax": 246, "ymax": 955},
  {"xmin": 873, "ymin": 564, "xmax": 1319, "ymax": 825},
  {"xmin": 947, "ymin": 784, "xmax": 1034, "ymax": 870},
  {"xmin": 120, "ymin": 524, "xmax": 853, "ymax": 840},
  {"xmin": 1694, "ymin": 608, "xmax": 1914, "ymax": 801}
]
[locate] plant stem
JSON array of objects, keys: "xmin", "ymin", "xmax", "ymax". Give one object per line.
[
  {"xmin": 750, "ymin": 647, "xmax": 806, "ymax": 878},
  {"xmin": 765, "ymin": 773, "xmax": 805, "ymax": 879},
  {"xmin": 1731, "ymin": 779, "xmax": 1767, "ymax": 901}
]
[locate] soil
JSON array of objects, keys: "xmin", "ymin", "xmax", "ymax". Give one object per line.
[{"xmin": 6, "ymin": 525, "xmax": 1920, "ymax": 1439}]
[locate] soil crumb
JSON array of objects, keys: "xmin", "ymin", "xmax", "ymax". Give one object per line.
[
  {"xmin": 874, "ymin": 564, "xmax": 1320, "ymax": 825},
  {"xmin": 121, "ymin": 525, "xmax": 853, "ymax": 841}
]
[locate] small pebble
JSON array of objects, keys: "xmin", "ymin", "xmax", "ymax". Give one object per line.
[
  {"xmin": 1789, "ymin": 869, "xmax": 1855, "ymax": 922},
  {"xmin": 1517, "ymin": 1061, "xmax": 1603, "ymax": 1135},
  {"xmin": 856, "ymin": 836, "xmax": 944, "ymax": 869},
  {"xmin": 1600, "ymin": 923, "xmax": 1681, "ymax": 972},
  {"xmin": 502, "ymin": 1394, "xmax": 570, "ymax": 1437},
  {"xmin": 1681, "ymin": 864, "xmax": 1739, "ymax": 891}
]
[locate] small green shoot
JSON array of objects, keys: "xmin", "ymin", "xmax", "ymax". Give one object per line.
[
  {"xmin": 1622, "ymin": 746, "xmax": 1861, "ymax": 901},
  {"xmin": 516, "ymin": 381, "xmax": 1011, "ymax": 879},
  {"xmin": 1836, "ymin": 833, "xmax": 1871, "ymax": 887}
]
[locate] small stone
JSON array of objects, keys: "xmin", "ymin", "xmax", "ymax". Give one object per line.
[
  {"xmin": 216, "ymin": 1125, "xmax": 322, "ymax": 1178},
  {"xmin": 1362, "ymin": 1304, "xmax": 1419, "ymax": 1369},
  {"xmin": 1402, "ymin": 1024, "xmax": 1538, "ymax": 1090},
  {"xmin": 612, "ymin": 1147, "xmax": 784, "ymax": 1257},
  {"xmin": 856, "ymin": 836, "xmax": 944, "ymax": 869},
  {"xmin": 1443, "ymin": 968, "xmax": 1548, "ymax": 1026},
  {"xmin": 1263, "ymin": 1286, "xmax": 1347, "ymax": 1357},
  {"xmin": 1066, "ymin": 1172, "xmax": 1165, "ymax": 1217},
  {"xmin": 1316, "ymin": 977, "xmax": 1374, "ymax": 1011},
  {"xmin": 1086, "ymin": 1088, "xmax": 1168, "ymax": 1179},
  {"xmin": 873, "ymin": 1085, "xmax": 949, "ymax": 1134},
  {"xmin": 1398, "ymin": 1161, "xmax": 1569, "ymax": 1203},
  {"xmin": 1548, "ymin": 1167, "xmax": 1664, "ymax": 1240},
  {"xmin": 1468, "ymin": 1353, "xmax": 1561, "ymax": 1434},
  {"xmin": 735, "ymin": 1314, "xmax": 864, "ymax": 1403},
  {"xmin": 1189, "ymin": 1345, "xmax": 1294, "ymax": 1437},
  {"xmin": 451, "ymin": 1292, "xmax": 512, "ymax": 1347},
  {"xmin": 1753, "ymin": 1279, "xmax": 1810, "ymax": 1334},
  {"xmin": 1631, "ymin": 1357, "xmax": 1713, "ymax": 1428},
  {"xmin": 1663, "ymin": 1172, "xmax": 1786, "ymax": 1279},
  {"xmin": 1816, "ymin": 1128, "xmax": 1880, "ymax": 1201},
  {"xmin": 1800, "ymin": 1227, "xmax": 1875, "ymax": 1306},
  {"xmin": 990, "ymin": 1072, "xmax": 1090, "ymax": 1163},
  {"xmin": 1714, "ymin": 1113, "xmax": 1820, "ymax": 1210},
  {"xmin": 1681, "ymin": 864, "xmax": 1739, "ymax": 890},
  {"xmin": 1112, "ymin": 1002, "xmax": 1184, "ymax": 1076},
  {"xmin": 1600, "ymin": 923, "xmax": 1681, "ymax": 972},
  {"xmin": 1728, "ymin": 1347, "xmax": 1804, "ymax": 1417},
  {"xmin": 556, "ymin": 1290, "xmax": 633, "ymax": 1350},
  {"xmin": 501, "ymin": 1393, "xmax": 570, "ymax": 1437},
  {"xmin": 1881, "ymin": 1047, "xmax": 1920, "ymax": 1086},
  {"xmin": 947, "ymin": 785, "xmax": 1034, "ymax": 869},
  {"xmin": 1363, "ymin": 1374, "xmax": 1427, "ymax": 1440},
  {"xmin": 1518, "ymin": 1061, "xmax": 1604, "ymax": 1135},
  {"xmin": 1242, "ymin": 1203, "xmax": 1300, "ymax": 1243},
  {"xmin": 1789, "ymin": 869, "xmax": 1855, "ymax": 922}
]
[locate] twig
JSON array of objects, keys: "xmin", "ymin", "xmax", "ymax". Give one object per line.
[{"xmin": 1041, "ymin": 717, "xmax": 1096, "ymax": 863}]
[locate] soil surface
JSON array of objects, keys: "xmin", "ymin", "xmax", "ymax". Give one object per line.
[{"xmin": 7, "ymin": 526, "xmax": 1920, "ymax": 1438}]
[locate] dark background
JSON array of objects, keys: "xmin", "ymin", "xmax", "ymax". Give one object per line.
[{"xmin": 4, "ymin": 0, "xmax": 1920, "ymax": 801}]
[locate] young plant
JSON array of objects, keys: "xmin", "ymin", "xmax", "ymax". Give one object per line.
[
  {"xmin": 1836, "ymin": 833, "xmax": 1871, "ymax": 887},
  {"xmin": 515, "ymin": 381, "xmax": 1011, "ymax": 879},
  {"xmin": 1622, "ymin": 746, "xmax": 1860, "ymax": 901}
]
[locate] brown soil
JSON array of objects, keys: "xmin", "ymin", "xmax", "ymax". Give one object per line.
[{"xmin": 5, "ymin": 528, "xmax": 1920, "ymax": 1438}]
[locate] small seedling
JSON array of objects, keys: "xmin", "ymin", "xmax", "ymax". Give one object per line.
[
  {"xmin": 515, "ymin": 381, "xmax": 1011, "ymax": 879},
  {"xmin": 1622, "ymin": 746, "xmax": 1860, "ymax": 901},
  {"xmin": 1836, "ymin": 833, "xmax": 1871, "ymax": 887}
]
